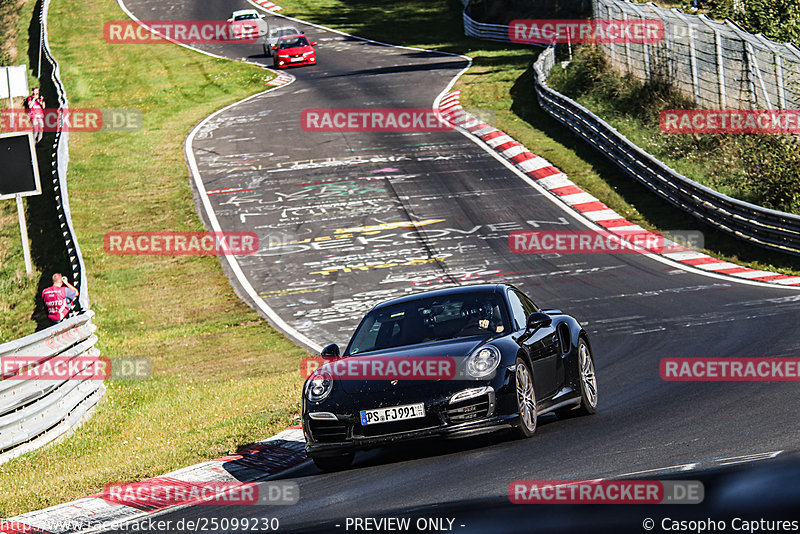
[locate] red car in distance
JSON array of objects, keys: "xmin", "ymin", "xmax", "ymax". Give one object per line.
[{"xmin": 273, "ymin": 34, "xmax": 317, "ymax": 68}]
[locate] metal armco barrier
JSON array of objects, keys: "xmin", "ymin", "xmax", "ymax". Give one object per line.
[
  {"xmin": 0, "ymin": 0, "xmax": 102, "ymax": 465},
  {"xmin": 0, "ymin": 312, "xmax": 103, "ymax": 465},
  {"xmin": 533, "ymin": 45, "xmax": 800, "ymax": 256},
  {"xmin": 463, "ymin": 12, "xmax": 516, "ymax": 43}
]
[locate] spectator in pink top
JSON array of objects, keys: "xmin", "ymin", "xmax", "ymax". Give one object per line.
[
  {"xmin": 42, "ymin": 273, "xmax": 79, "ymax": 324},
  {"xmin": 25, "ymin": 87, "xmax": 45, "ymax": 143}
]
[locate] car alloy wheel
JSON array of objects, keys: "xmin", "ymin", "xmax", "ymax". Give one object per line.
[
  {"xmin": 514, "ymin": 357, "xmax": 537, "ymax": 437},
  {"xmin": 577, "ymin": 339, "xmax": 598, "ymax": 413},
  {"xmin": 557, "ymin": 338, "xmax": 598, "ymax": 418}
]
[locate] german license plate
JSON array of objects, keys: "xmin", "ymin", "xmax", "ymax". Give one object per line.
[
  {"xmin": 290, "ymin": 57, "xmax": 303, "ymax": 62},
  {"xmin": 360, "ymin": 403, "xmax": 424, "ymax": 426}
]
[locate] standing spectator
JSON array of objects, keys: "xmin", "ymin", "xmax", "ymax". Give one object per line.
[
  {"xmin": 24, "ymin": 87, "xmax": 46, "ymax": 143},
  {"xmin": 42, "ymin": 273, "xmax": 79, "ymax": 324}
]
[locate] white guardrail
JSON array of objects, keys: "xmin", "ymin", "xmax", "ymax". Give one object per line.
[
  {"xmin": 533, "ymin": 45, "xmax": 800, "ymax": 256},
  {"xmin": 0, "ymin": 312, "xmax": 103, "ymax": 465},
  {"xmin": 463, "ymin": 11, "xmax": 516, "ymax": 43},
  {"xmin": 0, "ymin": 0, "xmax": 102, "ymax": 465}
]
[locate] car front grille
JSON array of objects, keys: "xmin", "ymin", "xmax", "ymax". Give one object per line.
[
  {"xmin": 354, "ymin": 413, "xmax": 440, "ymax": 438},
  {"xmin": 445, "ymin": 395, "xmax": 492, "ymax": 424},
  {"xmin": 308, "ymin": 419, "xmax": 348, "ymax": 443}
]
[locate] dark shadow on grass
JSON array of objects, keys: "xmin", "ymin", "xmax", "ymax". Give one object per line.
[
  {"xmin": 25, "ymin": 0, "xmax": 78, "ymax": 330},
  {"xmin": 509, "ymin": 61, "xmax": 800, "ymax": 272}
]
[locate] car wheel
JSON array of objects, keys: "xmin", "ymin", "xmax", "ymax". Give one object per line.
[
  {"xmin": 557, "ymin": 337, "xmax": 598, "ymax": 418},
  {"xmin": 513, "ymin": 357, "xmax": 537, "ymax": 438},
  {"xmin": 311, "ymin": 453, "xmax": 354, "ymax": 472}
]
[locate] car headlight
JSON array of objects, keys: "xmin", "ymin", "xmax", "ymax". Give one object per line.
[
  {"xmin": 466, "ymin": 345, "xmax": 501, "ymax": 378},
  {"xmin": 303, "ymin": 51, "xmax": 314, "ymax": 56},
  {"xmin": 306, "ymin": 370, "xmax": 333, "ymax": 402}
]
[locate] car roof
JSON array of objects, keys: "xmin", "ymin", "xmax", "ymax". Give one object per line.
[
  {"xmin": 371, "ymin": 284, "xmax": 508, "ymax": 311},
  {"xmin": 277, "ymin": 34, "xmax": 307, "ymax": 40},
  {"xmin": 232, "ymin": 9, "xmax": 259, "ymax": 16}
]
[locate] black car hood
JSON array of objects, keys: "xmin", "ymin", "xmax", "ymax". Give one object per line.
[{"xmin": 328, "ymin": 336, "xmax": 495, "ymax": 394}]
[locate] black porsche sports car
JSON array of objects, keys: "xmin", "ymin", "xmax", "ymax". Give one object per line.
[{"xmin": 301, "ymin": 283, "xmax": 598, "ymax": 471}]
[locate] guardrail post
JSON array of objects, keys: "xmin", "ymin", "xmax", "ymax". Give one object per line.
[
  {"xmin": 628, "ymin": 2, "xmax": 652, "ymax": 80},
  {"xmin": 673, "ymin": 10, "xmax": 700, "ymax": 103},
  {"xmin": 754, "ymin": 33, "xmax": 786, "ymax": 109},
  {"xmin": 621, "ymin": 7, "xmax": 632, "ymax": 74},
  {"xmin": 697, "ymin": 16, "xmax": 727, "ymax": 108},
  {"xmin": 726, "ymin": 20, "xmax": 773, "ymax": 109}
]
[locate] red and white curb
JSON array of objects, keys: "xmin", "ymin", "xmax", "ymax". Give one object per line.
[
  {"xmin": 267, "ymin": 71, "xmax": 293, "ymax": 86},
  {"xmin": 253, "ymin": 0, "xmax": 282, "ymax": 10},
  {"xmin": 4, "ymin": 428, "xmax": 306, "ymax": 534},
  {"xmin": 438, "ymin": 91, "xmax": 800, "ymax": 287}
]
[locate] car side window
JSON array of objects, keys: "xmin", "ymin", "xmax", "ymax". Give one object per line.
[
  {"xmin": 507, "ymin": 290, "xmax": 527, "ymax": 331},
  {"xmin": 508, "ymin": 289, "xmax": 541, "ymax": 330},
  {"xmin": 517, "ymin": 290, "xmax": 540, "ymax": 315}
]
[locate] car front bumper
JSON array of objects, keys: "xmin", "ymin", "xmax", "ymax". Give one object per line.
[
  {"xmin": 305, "ymin": 413, "xmax": 518, "ymax": 457},
  {"xmin": 303, "ymin": 379, "xmax": 519, "ymax": 458}
]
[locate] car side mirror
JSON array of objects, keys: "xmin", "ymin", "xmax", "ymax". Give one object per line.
[
  {"xmin": 272, "ymin": 45, "xmax": 277, "ymax": 49},
  {"xmin": 311, "ymin": 41, "xmax": 317, "ymax": 45},
  {"xmin": 321, "ymin": 343, "xmax": 340, "ymax": 359},
  {"xmin": 526, "ymin": 312, "xmax": 552, "ymax": 333}
]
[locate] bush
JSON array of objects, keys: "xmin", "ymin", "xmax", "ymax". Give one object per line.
[
  {"xmin": 737, "ymin": 134, "xmax": 800, "ymax": 211},
  {"xmin": 706, "ymin": 0, "xmax": 800, "ymax": 44},
  {"xmin": 548, "ymin": 44, "xmax": 800, "ymax": 214}
]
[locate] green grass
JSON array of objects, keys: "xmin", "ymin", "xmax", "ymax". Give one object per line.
[
  {"xmin": 0, "ymin": 0, "xmax": 309, "ymax": 516},
  {"xmin": 0, "ymin": 0, "xmax": 46, "ymax": 343}
]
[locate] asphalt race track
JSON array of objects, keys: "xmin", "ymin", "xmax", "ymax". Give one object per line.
[{"xmin": 112, "ymin": 0, "xmax": 800, "ymax": 531}]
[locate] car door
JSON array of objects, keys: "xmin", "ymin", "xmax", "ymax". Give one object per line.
[{"xmin": 508, "ymin": 288, "xmax": 560, "ymax": 399}]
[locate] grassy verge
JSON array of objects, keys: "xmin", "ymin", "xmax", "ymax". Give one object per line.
[
  {"xmin": 0, "ymin": 0, "xmax": 44, "ymax": 343},
  {"xmin": 0, "ymin": 0, "xmax": 309, "ymax": 516},
  {"xmin": 272, "ymin": 0, "xmax": 800, "ymax": 275}
]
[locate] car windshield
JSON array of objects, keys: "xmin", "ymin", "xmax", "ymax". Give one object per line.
[
  {"xmin": 346, "ymin": 292, "xmax": 509, "ymax": 355},
  {"xmin": 273, "ymin": 28, "xmax": 298, "ymax": 38},
  {"xmin": 278, "ymin": 36, "xmax": 309, "ymax": 48},
  {"xmin": 234, "ymin": 13, "xmax": 258, "ymax": 20}
]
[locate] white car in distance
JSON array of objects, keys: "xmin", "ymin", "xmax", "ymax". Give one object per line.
[{"xmin": 228, "ymin": 9, "xmax": 269, "ymax": 40}]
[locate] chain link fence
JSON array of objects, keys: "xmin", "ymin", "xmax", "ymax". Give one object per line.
[{"xmin": 594, "ymin": 0, "xmax": 800, "ymax": 110}]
